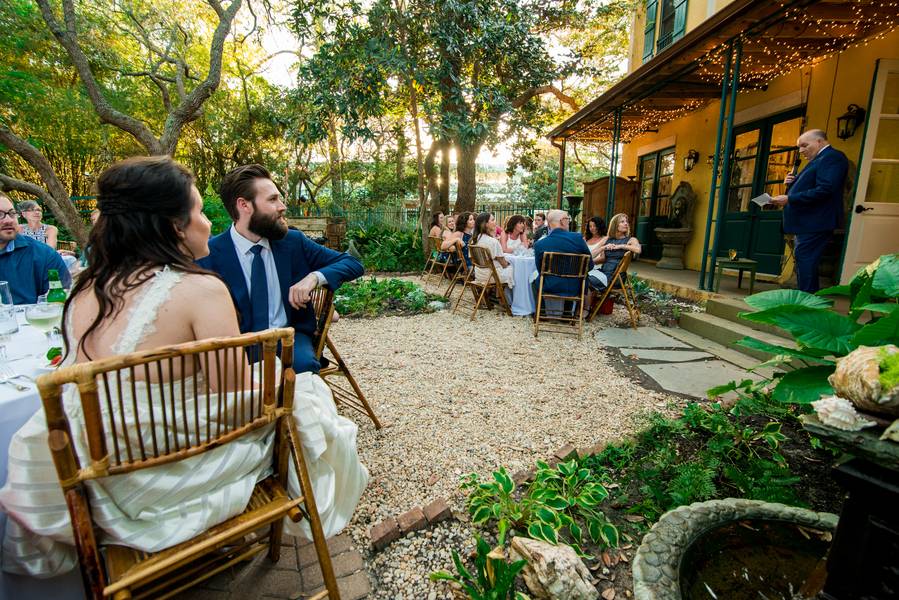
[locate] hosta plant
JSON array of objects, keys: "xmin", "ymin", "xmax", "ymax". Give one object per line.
[{"xmin": 730, "ymin": 253, "xmax": 899, "ymax": 403}]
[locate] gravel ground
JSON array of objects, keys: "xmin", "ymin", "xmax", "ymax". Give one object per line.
[{"xmin": 329, "ymin": 286, "xmax": 684, "ymax": 598}]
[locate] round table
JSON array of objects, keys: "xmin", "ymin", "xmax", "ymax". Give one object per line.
[
  {"xmin": 0, "ymin": 312, "xmax": 82, "ymax": 600},
  {"xmin": 505, "ymin": 253, "xmax": 538, "ymax": 316}
]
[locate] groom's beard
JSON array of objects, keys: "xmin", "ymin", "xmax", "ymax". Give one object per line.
[{"xmin": 248, "ymin": 209, "xmax": 288, "ymax": 240}]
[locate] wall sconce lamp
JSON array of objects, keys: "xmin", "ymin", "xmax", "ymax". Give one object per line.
[
  {"xmin": 836, "ymin": 104, "xmax": 866, "ymax": 140},
  {"xmin": 683, "ymin": 149, "xmax": 700, "ymax": 172}
]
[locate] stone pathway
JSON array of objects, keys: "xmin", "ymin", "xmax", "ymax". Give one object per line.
[
  {"xmin": 596, "ymin": 326, "xmax": 762, "ymax": 399},
  {"xmin": 178, "ymin": 532, "xmax": 370, "ymax": 599}
]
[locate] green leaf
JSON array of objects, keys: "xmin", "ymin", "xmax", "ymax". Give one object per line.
[
  {"xmin": 735, "ymin": 336, "xmax": 835, "ymax": 364},
  {"xmin": 740, "ymin": 306, "xmax": 860, "ymax": 355},
  {"xmin": 873, "ymin": 254, "xmax": 899, "ymax": 297},
  {"xmin": 817, "ymin": 284, "xmax": 851, "ymax": 296},
  {"xmin": 527, "ymin": 521, "xmax": 558, "ymax": 545},
  {"xmin": 601, "ymin": 522, "xmax": 620, "ymax": 547},
  {"xmin": 588, "ymin": 519, "xmax": 601, "ymax": 544},
  {"xmin": 852, "ymin": 309, "xmax": 899, "ymax": 347},
  {"xmin": 569, "ymin": 522, "xmax": 583, "ymax": 543},
  {"xmin": 858, "ymin": 303, "xmax": 899, "ymax": 314},
  {"xmin": 471, "ymin": 505, "xmax": 493, "ymax": 525},
  {"xmin": 493, "ymin": 470, "xmax": 514, "ymax": 495},
  {"xmin": 771, "ymin": 366, "xmax": 835, "ymax": 404},
  {"xmin": 744, "ymin": 289, "xmax": 833, "ymax": 310},
  {"xmin": 535, "ymin": 507, "xmax": 559, "ymax": 526}
]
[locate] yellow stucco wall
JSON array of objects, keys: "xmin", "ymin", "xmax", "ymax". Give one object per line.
[
  {"xmin": 615, "ymin": 27, "xmax": 899, "ymax": 272},
  {"xmin": 631, "ymin": 0, "xmax": 736, "ymax": 70}
]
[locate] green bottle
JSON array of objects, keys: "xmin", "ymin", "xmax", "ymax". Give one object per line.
[{"xmin": 47, "ymin": 269, "xmax": 67, "ymax": 304}]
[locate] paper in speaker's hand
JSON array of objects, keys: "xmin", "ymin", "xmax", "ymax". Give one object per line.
[{"xmin": 750, "ymin": 193, "xmax": 773, "ymax": 207}]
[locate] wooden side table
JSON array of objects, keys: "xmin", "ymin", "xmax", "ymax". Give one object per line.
[{"xmin": 714, "ymin": 258, "xmax": 758, "ymax": 295}]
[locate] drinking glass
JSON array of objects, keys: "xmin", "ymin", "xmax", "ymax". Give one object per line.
[
  {"xmin": 25, "ymin": 294, "xmax": 63, "ymax": 341},
  {"xmin": 728, "ymin": 248, "xmax": 738, "ymax": 260},
  {"xmin": 0, "ymin": 281, "xmax": 17, "ymax": 337}
]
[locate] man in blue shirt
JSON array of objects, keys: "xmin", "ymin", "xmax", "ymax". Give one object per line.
[
  {"xmin": 533, "ymin": 209, "xmax": 592, "ymax": 312},
  {"xmin": 0, "ymin": 192, "xmax": 71, "ymax": 304}
]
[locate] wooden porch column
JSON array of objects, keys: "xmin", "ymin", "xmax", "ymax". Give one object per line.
[{"xmin": 552, "ymin": 138, "xmax": 566, "ymax": 209}]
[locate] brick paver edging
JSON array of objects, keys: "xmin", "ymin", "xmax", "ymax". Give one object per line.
[{"xmin": 368, "ymin": 443, "xmax": 598, "ymax": 552}]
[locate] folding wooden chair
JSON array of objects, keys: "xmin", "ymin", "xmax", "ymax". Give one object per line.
[
  {"xmin": 310, "ymin": 288, "xmax": 383, "ymax": 430},
  {"xmin": 422, "ymin": 236, "xmax": 451, "ymax": 286},
  {"xmin": 58, "ymin": 240, "xmax": 78, "ymax": 253},
  {"xmin": 586, "ymin": 250, "xmax": 640, "ymax": 328},
  {"xmin": 534, "ymin": 252, "xmax": 591, "ymax": 340},
  {"xmin": 443, "ymin": 243, "xmax": 471, "ymax": 301},
  {"xmin": 36, "ymin": 328, "xmax": 340, "ymax": 600},
  {"xmin": 453, "ymin": 244, "xmax": 512, "ymax": 321}
]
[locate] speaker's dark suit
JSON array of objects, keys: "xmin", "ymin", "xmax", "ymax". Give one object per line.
[
  {"xmin": 783, "ymin": 146, "xmax": 849, "ymax": 293},
  {"xmin": 198, "ymin": 228, "xmax": 363, "ymax": 373}
]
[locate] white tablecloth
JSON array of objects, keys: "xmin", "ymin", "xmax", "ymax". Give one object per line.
[
  {"xmin": 506, "ymin": 254, "xmax": 537, "ymax": 316},
  {"xmin": 0, "ymin": 312, "xmax": 83, "ymax": 600}
]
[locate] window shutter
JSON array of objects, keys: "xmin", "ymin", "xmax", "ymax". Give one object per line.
[
  {"xmin": 672, "ymin": 0, "xmax": 688, "ymax": 43},
  {"xmin": 643, "ymin": 0, "xmax": 658, "ymax": 62}
]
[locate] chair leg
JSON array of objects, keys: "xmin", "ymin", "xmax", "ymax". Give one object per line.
[
  {"xmin": 326, "ymin": 338, "xmax": 382, "ymax": 429},
  {"xmin": 471, "ymin": 284, "xmax": 489, "ymax": 321},
  {"xmin": 285, "ymin": 421, "xmax": 341, "ymax": 599},
  {"xmin": 453, "ymin": 279, "xmax": 471, "ymax": 314}
]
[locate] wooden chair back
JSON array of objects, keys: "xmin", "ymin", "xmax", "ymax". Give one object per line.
[
  {"xmin": 586, "ymin": 251, "xmax": 640, "ymax": 327},
  {"xmin": 58, "ymin": 240, "xmax": 78, "ymax": 253},
  {"xmin": 37, "ymin": 328, "xmax": 296, "ymax": 483},
  {"xmin": 534, "ymin": 252, "xmax": 591, "ymax": 339},
  {"xmin": 443, "ymin": 243, "xmax": 470, "ymax": 299},
  {"xmin": 310, "ymin": 287, "xmax": 336, "ymax": 360},
  {"xmin": 453, "ymin": 244, "xmax": 511, "ymax": 320}
]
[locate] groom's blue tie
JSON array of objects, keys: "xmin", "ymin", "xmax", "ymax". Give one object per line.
[{"xmin": 249, "ymin": 245, "xmax": 269, "ymax": 331}]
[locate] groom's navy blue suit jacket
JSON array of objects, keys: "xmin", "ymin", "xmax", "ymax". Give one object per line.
[
  {"xmin": 783, "ymin": 146, "xmax": 849, "ymax": 234},
  {"xmin": 198, "ymin": 228, "xmax": 363, "ymax": 372}
]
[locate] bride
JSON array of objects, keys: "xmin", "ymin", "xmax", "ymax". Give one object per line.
[{"xmin": 0, "ymin": 156, "xmax": 369, "ymax": 577}]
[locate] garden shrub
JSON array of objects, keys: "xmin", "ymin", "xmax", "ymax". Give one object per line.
[
  {"xmin": 334, "ymin": 277, "xmax": 442, "ymax": 317},
  {"xmin": 344, "ymin": 224, "xmax": 423, "ymax": 272},
  {"xmin": 202, "ymin": 184, "xmax": 233, "ymax": 236}
]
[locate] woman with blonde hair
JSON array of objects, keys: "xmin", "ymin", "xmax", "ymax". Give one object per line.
[{"xmin": 589, "ymin": 213, "xmax": 641, "ymax": 290}]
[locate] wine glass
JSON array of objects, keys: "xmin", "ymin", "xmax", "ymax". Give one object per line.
[
  {"xmin": 25, "ymin": 295, "xmax": 63, "ymax": 342},
  {"xmin": 728, "ymin": 248, "xmax": 738, "ymax": 260}
]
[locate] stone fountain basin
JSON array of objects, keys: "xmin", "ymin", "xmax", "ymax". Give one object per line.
[
  {"xmin": 632, "ymin": 499, "xmax": 838, "ymax": 600},
  {"xmin": 653, "ymin": 227, "xmax": 693, "ymax": 244}
]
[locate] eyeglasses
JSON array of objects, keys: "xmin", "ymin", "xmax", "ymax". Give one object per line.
[
  {"xmin": 560, "ymin": 217, "xmax": 570, "ymax": 222},
  {"xmin": 0, "ymin": 210, "xmax": 19, "ymax": 220}
]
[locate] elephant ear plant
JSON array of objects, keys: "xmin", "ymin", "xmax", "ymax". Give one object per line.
[{"xmin": 729, "ymin": 254, "xmax": 899, "ymax": 403}]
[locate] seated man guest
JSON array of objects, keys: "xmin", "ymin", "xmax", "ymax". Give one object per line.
[
  {"xmin": 198, "ymin": 164, "xmax": 363, "ymax": 374},
  {"xmin": 533, "ymin": 209, "xmax": 591, "ymax": 300},
  {"xmin": 532, "ymin": 212, "xmax": 548, "ymax": 241},
  {"xmin": 0, "ymin": 192, "xmax": 71, "ymax": 304}
]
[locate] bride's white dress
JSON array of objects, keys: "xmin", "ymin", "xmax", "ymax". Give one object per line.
[{"xmin": 0, "ymin": 269, "xmax": 369, "ymax": 577}]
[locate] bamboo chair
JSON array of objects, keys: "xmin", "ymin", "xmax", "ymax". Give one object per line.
[
  {"xmin": 586, "ymin": 251, "xmax": 640, "ymax": 328},
  {"xmin": 453, "ymin": 244, "xmax": 512, "ymax": 321},
  {"xmin": 422, "ymin": 236, "xmax": 451, "ymax": 286},
  {"xmin": 58, "ymin": 240, "xmax": 78, "ymax": 253},
  {"xmin": 534, "ymin": 252, "xmax": 592, "ymax": 340},
  {"xmin": 310, "ymin": 288, "xmax": 383, "ymax": 430},
  {"xmin": 443, "ymin": 243, "xmax": 471, "ymax": 301},
  {"xmin": 36, "ymin": 328, "xmax": 340, "ymax": 600}
]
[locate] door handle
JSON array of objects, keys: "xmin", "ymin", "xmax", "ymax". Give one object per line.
[{"xmin": 854, "ymin": 205, "xmax": 873, "ymax": 214}]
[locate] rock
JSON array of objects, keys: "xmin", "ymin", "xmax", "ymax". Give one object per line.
[
  {"xmin": 553, "ymin": 444, "xmax": 577, "ymax": 462},
  {"xmin": 601, "ymin": 589, "xmax": 616, "ymax": 600},
  {"xmin": 829, "ymin": 345, "xmax": 899, "ymax": 416},
  {"xmin": 423, "ymin": 497, "xmax": 452, "ymax": 524},
  {"xmin": 510, "ymin": 536, "xmax": 599, "ymax": 600}
]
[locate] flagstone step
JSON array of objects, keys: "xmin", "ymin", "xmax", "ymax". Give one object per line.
[
  {"xmin": 678, "ymin": 311, "xmax": 796, "ymax": 362},
  {"xmin": 704, "ymin": 296, "xmax": 792, "ymax": 339}
]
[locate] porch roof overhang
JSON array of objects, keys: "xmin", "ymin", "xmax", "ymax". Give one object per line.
[{"xmin": 549, "ymin": 0, "xmax": 899, "ymax": 143}]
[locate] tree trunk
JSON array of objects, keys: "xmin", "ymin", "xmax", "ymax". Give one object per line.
[
  {"xmin": 424, "ymin": 142, "xmax": 440, "ymax": 214},
  {"xmin": 439, "ymin": 138, "xmax": 450, "ymax": 215},
  {"xmin": 408, "ymin": 85, "xmax": 430, "ymax": 259},
  {"xmin": 454, "ymin": 141, "xmax": 481, "ymax": 214},
  {"xmin": 328, "ymin": 119, "xmax": 344, "ymax": 206}
]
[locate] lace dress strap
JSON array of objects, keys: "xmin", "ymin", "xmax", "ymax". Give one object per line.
[{"xmin": 112, "ymin": 267, "xmax": 185, "ymax": 355}]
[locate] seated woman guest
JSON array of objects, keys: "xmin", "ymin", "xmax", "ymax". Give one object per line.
[
  {"xmin": 428, "ymin": 211, "xmax": 445, "ymax": 239},
  {"xmin": 0, "ymin": 156, "xmax": 368, "ymax": 577},
  {"xmin": 17, "ymin": 200, "xmax": 59, "ymax": 249},
  {"xmin": 448, "ymin": 211, "xmax": 475, "ymax": 266},
  {"xmin": 471, "ymin": 212, "xmax": 513, "ymax": 290},
  {"xmin": 589, "ymin": 212, "xmax": 641, "ymax": 291},
  {"xmin": 584, "ymin": 216, "xmax": 607, "ymax": 263},
  {"xmin": 500, "ymin": 214, "xmax": 530, "ymax": 254}
]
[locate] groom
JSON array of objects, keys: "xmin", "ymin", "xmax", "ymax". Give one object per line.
[{"xmin": 199, "ymin": 164, "xmax": 363, "ymax": 373}]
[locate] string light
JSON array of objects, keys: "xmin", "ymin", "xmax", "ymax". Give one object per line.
[{"xmin": 565, "ymin": 0, "xmax": 899, "ymax": 143}]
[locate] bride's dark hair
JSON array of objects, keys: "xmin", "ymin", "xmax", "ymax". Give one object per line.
[{"xmin": 63, "ymin": 155, "xmax": 214, "ymax": 359}]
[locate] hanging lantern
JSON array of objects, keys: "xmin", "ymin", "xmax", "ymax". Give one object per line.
[
  {"xmin": 836, "ymin": 104, "xmax": 866, "ymax": 140},
  {"xmin": 683, "ymin": 149, "xmax": 700, "ymax": 172}
]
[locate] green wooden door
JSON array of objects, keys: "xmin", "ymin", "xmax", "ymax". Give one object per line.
[
  {"xmin": 636, "ymin": 147, "xmax": 675, "ymax": 260},
  {"xmin": 719, "ymin": 110, "xmax": 804, "ymax": 274}
]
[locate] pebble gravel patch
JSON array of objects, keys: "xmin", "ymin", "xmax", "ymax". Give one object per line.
[{"xmin": 330, "ymin": 300, "xmax": 685, "ymax": 598}]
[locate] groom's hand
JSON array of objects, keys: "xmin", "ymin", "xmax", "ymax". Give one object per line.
[{"xmin": 289, "ymin": 274, "xmax": 319, "ymax": 309}]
